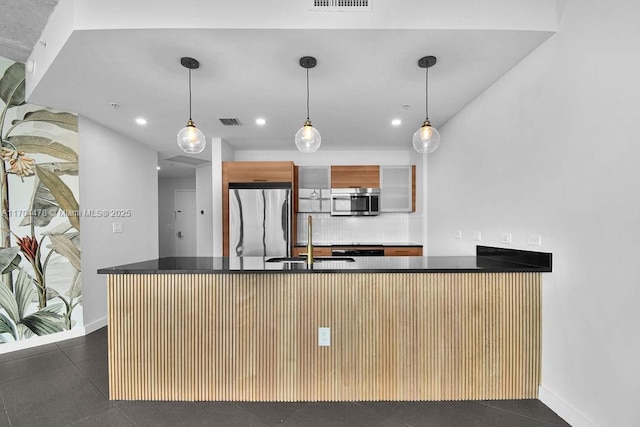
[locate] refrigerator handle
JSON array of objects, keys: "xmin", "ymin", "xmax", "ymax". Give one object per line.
[{"xmin": 282, "ymin": 190, "xmax": 291, "ymax": 257}]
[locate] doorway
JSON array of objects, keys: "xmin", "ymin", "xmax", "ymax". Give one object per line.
[{"xmin": 174, "ymin": 189, "xmax": 196, "ymax": 256}]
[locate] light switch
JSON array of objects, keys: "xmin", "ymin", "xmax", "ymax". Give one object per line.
[
  {"xmin": 454, "ymin": 230, "xmax": 462, "ymax": 239},
  {"xmin": 112, "ymin": 222, "xmax": 123, "ymax": 233},
  {"xmin": 527, "ymin": 234, "xmax": 542, "ymax": 246}
]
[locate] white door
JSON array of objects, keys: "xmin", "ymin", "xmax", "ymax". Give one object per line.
[{"xmin": 175, "ymin": 190, "xmax": 197, "ymax": 256}]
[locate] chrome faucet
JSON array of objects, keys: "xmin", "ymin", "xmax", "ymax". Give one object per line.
[{"xmin": 300, "ymin": 215, "xmax": 314, "ymax": 266}]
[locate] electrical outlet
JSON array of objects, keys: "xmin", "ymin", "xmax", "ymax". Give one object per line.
[
  {"xmin": 318, "ymin": 327, "xmax": 330, "ymax": 346},
  {"xmin": 527, "ymin": 234, "xmax": 542, "ymax": 246},
  {"xmin": 473, "ymin": 231, "xmax": 482, "ymax": 241},
  {"xmin": 454, "ymin": 230, "xmax": 462, "ymax": 239},
  {"xmin": 112, "ymin": 222, "xmax": 123, "ymax": 233},
  {"xmin": 500, "ymin": 233, "xmax": 512, "ymax": 244}
]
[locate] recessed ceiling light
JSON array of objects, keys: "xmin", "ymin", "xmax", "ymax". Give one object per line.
[
  {"xmin": 391, "ymin": 119, "xmax": 402, "ymax": 126},
  {"xmin": 157, "ymin": 166, "xmax": 161, "ymax": 170},
  {"xmin": 136, "ymin": 117, "xmax": 147, "ymax": 125},
  {"xmin": 256, "ymin": 118, "xmax": 266, "ymax": 125}
]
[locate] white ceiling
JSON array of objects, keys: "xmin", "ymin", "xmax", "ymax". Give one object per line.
[
  {"xmin": 0, "ymin": 0, "xmax": 58, "ymax": 62},
  {"xmin": 4, "ymin": 1, "xmax": 556, "ymax": 176}
]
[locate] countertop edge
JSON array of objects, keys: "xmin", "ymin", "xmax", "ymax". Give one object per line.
[
  {"xmin": 98, "ymin": 267, "xmax": 551, "ymax": 275},
  {"xmin": 98, "ymin": 247, "xmax": 553, "ymax": 275}
]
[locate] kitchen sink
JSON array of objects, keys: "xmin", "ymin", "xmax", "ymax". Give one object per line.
[{"xmin": 266, "ymin": 256, "xmax": 355, "ymax": 263}]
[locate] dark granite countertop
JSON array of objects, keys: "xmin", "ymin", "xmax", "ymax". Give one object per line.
[{"xmin": 98, "ymin": 246, "xmax": 551, "ymax": 275}]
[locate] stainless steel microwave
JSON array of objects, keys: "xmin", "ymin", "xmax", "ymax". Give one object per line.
[{"xmin": 330, "ymin": 188, "xmax": 380, "ymax": 216}]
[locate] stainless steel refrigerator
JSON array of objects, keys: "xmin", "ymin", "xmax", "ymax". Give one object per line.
[{"xmin": 228, "ymin": 184, "xmax": 291, "ymax": 257}]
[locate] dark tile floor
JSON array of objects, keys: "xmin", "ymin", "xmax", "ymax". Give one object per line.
[{"xmin": 0, "ymin": 328, "xmax": 570, "ymax": 426}]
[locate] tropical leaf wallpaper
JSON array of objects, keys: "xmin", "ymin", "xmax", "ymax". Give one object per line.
[{"xmin": 0, "ymin": 57, "xmax": 81, "ymax": 344}]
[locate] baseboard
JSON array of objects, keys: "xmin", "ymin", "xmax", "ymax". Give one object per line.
[
  {"xmin": 0, "ymin": 328, "xmax": 86, "ymax": 354},
  {"xmin": 0, "ymin": 317, "xmax": 107, "ymax": 355},
  {"xmin": 539, "ymin": 385, "xmax": 595, "ymax": 427},
  {"xmin": 83, "ymin": 316, "xmax": 108, "ymax": 334}
]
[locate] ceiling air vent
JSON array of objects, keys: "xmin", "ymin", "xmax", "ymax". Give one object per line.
[
  {"xmin": 311, "ymin": 0, "xmax": 372, "ymax": 11},
  {"xmin": 164, "ymin": 155, "xmax": 210, "ymax": 166},
  {"xmin": 218, "ymin": 117, "xmax": 242, "ymax": 126}
]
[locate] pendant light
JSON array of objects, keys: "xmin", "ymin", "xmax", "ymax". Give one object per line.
[
  {"xmin": 412, "ymin": 56, "xmax": 440, "ymax": 154},
  {"xmin": 295, "ymin": 56, "xmax": 321, "ymax": 153},
  {"xmin": 177, "ymin": 57, "xmax": 206, "ymax": 154}
]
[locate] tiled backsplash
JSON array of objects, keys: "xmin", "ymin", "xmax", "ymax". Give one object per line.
[{"xmin": 296, "ymin": 213, "xmax": 422, "ymax": 245}]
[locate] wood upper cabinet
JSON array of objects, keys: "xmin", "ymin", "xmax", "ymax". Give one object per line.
[
  {"xmin": 331, "ymin": 165, "xmax": 380, "ymax": 188},
  {"xmin": 224, "ymin": 161, "xmax": 295, "ymax": 183}
]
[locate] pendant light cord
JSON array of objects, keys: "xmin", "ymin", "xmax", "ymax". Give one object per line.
[
  {"xmin": 425, "ymin": 65, "xmax": 429, "ymax": 121},
  {"xmin": 306, "ymin": 68, "xmax": 310, "ymax": 120},
  {"xmin": 188, "ymin": 68, "xmax": 193, "ymax": 121}
]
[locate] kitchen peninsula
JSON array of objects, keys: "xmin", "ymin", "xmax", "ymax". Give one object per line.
[{"xmin": 98, "ymin": 246, "xmax": 551, "ymax": 402}]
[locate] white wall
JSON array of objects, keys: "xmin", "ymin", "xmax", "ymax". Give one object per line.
[
  {"xmin": 195, "ymin": 164, "xmax": 213, "ymax": 256},
  {"xmin": 158, "ymin": 176, "xmax": 196, "ymax": 257},
  {"xmin": 427, "ymin": 1, "xmax": 640, "ymax": 426},
  {"xmin": 79, "ymin": 117, "xmax": 159, "ymax": 330}
]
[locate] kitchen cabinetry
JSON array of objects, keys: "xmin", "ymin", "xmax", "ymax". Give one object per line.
[
  {"xmin": 380, "ymin": 165, "xmax": 416, "ymax": 212},
  {"xmin": 296, "ymin": 164, "xmax": 416, "ymax": 214},
  {"xmin": 222, "ymin": 161, "xmax": 296, "ymax": 256},
  {"xmin": 292, "ymin": 246, "xmax": 332, "ymax": 257},
  {"xmin": 298, "ymin": 167, "xmax": 330, "ymax": 213},
  {"xmin": 225, "ymin": 161, "xmax": 295, "ymax": 183},
  {"xmin": 293, "ymin": 245, "xmax": 422, "ymax": 257},
  {"xmin": 298, "ymin": 189, "xmax": 330, "ymax": 213},
  {"xmin": 299, "ymin": 166, "xmax": 330, "ymax": 188},
  {"xmin": 384, "ymin": 246, "xmax": 423, "ymax": 256},
  {"xmin": 331, "ymin": 165, "xmax": 380, "ymax": 188}
]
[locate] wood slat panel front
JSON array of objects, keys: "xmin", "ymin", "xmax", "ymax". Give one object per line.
[{"xmin": 108, "ymin": 272, "xmax": 541, "ymax": 401}]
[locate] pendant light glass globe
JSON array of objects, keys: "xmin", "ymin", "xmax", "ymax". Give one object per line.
[
  {"xmin": 412, "ymin": 120, "xmax": 440, "ymax": 154},
  {"xmin": 177, "ymin": 119, "xmax": 206, "ymax": 154},
  {"xmin": 295, "ymin": 119, "xmax": 321, "ymax": 153}
]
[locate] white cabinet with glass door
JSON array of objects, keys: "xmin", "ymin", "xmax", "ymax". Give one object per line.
[
  {"xmin": 380, "ymin": 165, "xmax": 414, "ymax": 212},
  {"xmin": 298, "ymin": 166, "xmax": 331, "ymax": 213}
]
